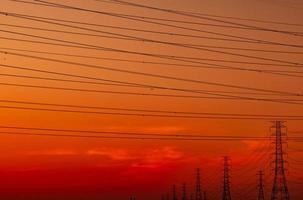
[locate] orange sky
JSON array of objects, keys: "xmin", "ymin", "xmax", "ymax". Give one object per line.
[{"xmin": 0, "ymin": 0, "xmax": 303, "ymax": 199}]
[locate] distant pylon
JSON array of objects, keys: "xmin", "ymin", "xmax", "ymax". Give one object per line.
[
  {"xmin": 195, "ymin": 168, "xmax": 203, "ymax": 200},
  {"xmin": 173, "ymin": 184, "xmax": 178, "ymax": 200},
  {"xmin": 182, "ymin": 183, "xmax": 188, "ymax": 200},
  {"xmin": 222, "ymin": 156, "xmax": 232, "ymax": 200},
  {"xmin": 258, "ymin": 171, "xmax": 265, "ymax": 200},
  {"xmin": 190, "ymin": 193, "xmax": 194, "ymax": 200},
  {"xmin": 166, "ymin": 192, "xmax": 170, "ymax": 200},
  {"xmin": 271, "ymin": 121, "xmax": 290, "ymax": 200}
]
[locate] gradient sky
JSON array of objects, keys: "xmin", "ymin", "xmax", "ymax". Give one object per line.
[{"xmin": 0, "ymin": 0, "xmax": 303, "ymax": 199}]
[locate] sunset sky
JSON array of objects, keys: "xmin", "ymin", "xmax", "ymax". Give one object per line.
[{"xmin": 0, "ymin": 0, "xmax": 303, "ymax": 199}]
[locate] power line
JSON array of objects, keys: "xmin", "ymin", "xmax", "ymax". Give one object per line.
[
  {"xmin": 3, "ymin": 22, "xmax": 303, "ymax": 55},
  {"xmin": 1, "ymin": 24, "xmax": 301, "ymax": 66},
  {"xmin": 0, "ymin": 129, "xmax": 302, "ymax": 142},
  {"xmin": 3, "ymin": 47, "xmax": 303, "ymax": 73},
  {"xmin": 2, "ymin": 56, "xmax": 303, "ymax": 105},
  {"xmin": 104, "ymin": 0, "xmax": 303, "ymax": 36},
  {"xmin": 2, "ymin": 47, "xmax": 303, "ymax": 78},
  {"xmin": 1, "ymin": 72, "xmax": 303, "ymax": 101},
  {"xmin": 2, "ymin": 103, "xmax": 303, "ymax": 120},
  {"xmin": 0, "ymin": 125, "xmax": 279, "ymax": 139},
  {"xmin": 0, "ymin": 63, "xmax": 268, "ymax": 100},
  {"xmin": 8, "ymin": 0, "xmax": 303, "ymax": 50},
  {"xmin": 5, "ymin": 69, "xmax": 303, "ymax": 102},
  {"xmin": 32, "ymin": 0, "xmax": 303, "ymax": 38},
  {"xmin": 0, "ymin": 130, "xmax": 274, "ymax": 141},
  {"xmin": 98, "ymin": 0, "xmax": 303, "ymax": 27},
  {"xmin": 2, "ymin": 50, "xmax": 302, "ymax": 98},
  {"xmin": 2, "ymin": 99, "xmax": 303, "ymax": 118},
  {"xmin": 2, "ymin": 62, "xmax": 301, "ymax": 98},
  {"xmin": 2, "ymin": 35, "xmax": 302, "ymax": 69},
  {"xmin": 10, "ymin": 0, "xmax": 262, "ymax": 30},
  {"xmin": 0, "ymin": 11, "xmax": 266, "ymax": 44}
]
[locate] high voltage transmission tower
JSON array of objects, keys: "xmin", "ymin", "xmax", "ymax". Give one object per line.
[
  {"xmin": 203, "ymin": 191, "xmax": 207, "ymax": 200},
  {"xmin": 271, "ymin": 121, "xmax": 290, "ymax": 200},
  {"xmin": 129, "ymin": 196, "xmax": 136, "ymax": 200},
  {"xmin": 195, "ymin": 168, "xmax": 203, "ymax": 200},
  {"xmin": 222, "ymin": 156, "xmax": 232, "ymax": 200},
  {"xmin": 173, "ymin": 184, "xmax": 178, "ymax": 200},
  {"xmin": 166, "ymin": 193, "xmax": 170, "ymax": 200},
  {"xmin": 182, "ymin": 183, "xmax": 187, "ymax": 200},
  {"xmin": 258, "ymin": 171, "xmax": 265, "ymax": 200}
]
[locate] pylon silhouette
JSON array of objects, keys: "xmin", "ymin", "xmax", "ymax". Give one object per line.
[
  {"xmin": 271, "ymin": 121, "xmax": 290, "ymax": 200},
  {"xmin": 190, "ymin": 193, "xmax": 194, "ymax": 200},
  {"xmin": 166, "ymin": 192, "xmax": 170, "ymax": 200},
  {"xmin": 222, "ymin": 156, "xmax": 232, "ymax": 200},
  {"xmin": 173, "ymin": 184, "xmax": 178, "ymax": 200},
  {"xmin": 195, "ymin": 168, "xmax": 203, "ymax": 200},
  {"xmin": 258, "ymin": 171, "xmax": 265, "ymax": 200},
  {"xmin": 182, "ymin": 183, "xmax": 187, "ymax": 200}
]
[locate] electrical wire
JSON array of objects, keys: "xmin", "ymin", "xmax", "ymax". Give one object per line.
[
  {"xmin": 104, "ymin": 0, "xmax": 303, "ymax": 36},
  {"xmin": 8, "ymin": 0, "xmax": 303, "ymax": 50},
  {"xmin": 2, "ymin": 50, "xmax": 303, "ymax": 98}
]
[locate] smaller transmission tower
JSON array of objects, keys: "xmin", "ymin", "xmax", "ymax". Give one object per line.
[
  {"xmin": 222, "ymin": 156, "xmax": 232, "ymax": 200},
  {"xmin": 173, "ymin": 184, "xmax": 178, "ymax": 200},
  {"xmin": 129, "ymin": 196, "xmax": 136, "ymax": 200},
  {"xmin": 195, "ymin": 168, "xmax": 203, "ymax": 200},
  {"xmin": 258, "ymin": 171, "xmax": 265, "ymax": 200},
  {"xmin": 166, "ymin": 192, "xmax": 170, "ymax": 200},
  {"xmin": 182, "ymin": 183, "xmax": 188, "ymax": 200}
]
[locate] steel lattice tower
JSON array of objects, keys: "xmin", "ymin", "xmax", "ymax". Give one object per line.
[
  {"xmin": 258, "ymin": 171, "xmax": 265, "ymax": 200},
  {"xmin": 195, "ymin": 168, "xmax": 203, "ymax": 200},
  {"xmin": 222, "ymin": 156, "xmax": 232, "ymax": 200},
  {"xmin": 166, "ymin": 192, "xmax": 170, "ymax": 200},
  {"xmin": 173, "ymin": 184, "xmax": 178, "ymax": 200},
  {"xmin": 271, "ymin": 121, "xmax": 290, "ymax": 200},
  {"xmin": 182, "ymin": 183, "xmax": 188, "ymax": 200}
]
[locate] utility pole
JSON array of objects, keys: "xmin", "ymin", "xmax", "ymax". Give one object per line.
[
  {"xmin": 195, "ymin": 168, "xmax": 203, "ymax": 200},
  {"xmin": 271, "ymin": 121, "xmax": 290, "ymax": 200},
  {"xmin": 203, "ymin": 191, "xmax": 207, "ymax": 200},
  {"xmin": 182, "ymin": 183, "xmax": 187, "ymax": 200},
  {"xmin": 222, "ymin": 156, "xmax": 232, "ymax": 200},
  {"xmin": 258, "ymin": 171, "xmax": 265, "ymax": 200},
  {"xmin": 173, "ymin": 184, "xmax": 178, "ymax": 200}
]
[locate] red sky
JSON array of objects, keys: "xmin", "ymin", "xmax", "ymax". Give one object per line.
[{"xmin": 0, "ymin": 0, "xmax": 303, "ymax": 199}]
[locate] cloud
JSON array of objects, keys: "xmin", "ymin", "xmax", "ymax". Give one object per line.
[
  {"xmin": 26, "ymin": 149, "xmax": 78, "ymax": 156},
  {"xmin": 143, "ymin": 147, "xmax": 184, "ymax": 163},
  {"xmin": 86, "ymin": 148, "xmax": 135, "ymax": 161},
  {"xmin": 85, "ymin": 146, "xmax": 187, "ymax": 170}
]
